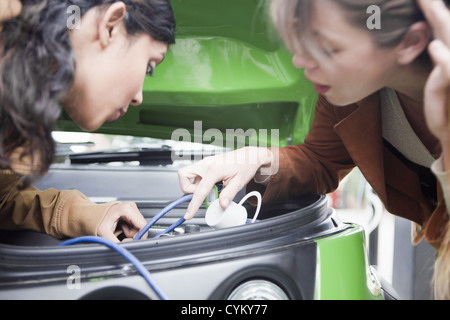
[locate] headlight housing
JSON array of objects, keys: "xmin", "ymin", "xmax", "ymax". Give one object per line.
[{"xmin": 227, "ymin": 280, "xmax": 289, "ymax": 300}]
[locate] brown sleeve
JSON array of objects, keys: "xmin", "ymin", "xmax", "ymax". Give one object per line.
[
  {"xmin": 0, "ymin": 171, "xmax": 118, "ymax": 239},
  {"xmin": 247, "ymin": 95, "xmax": 356, "ymax": 204}
]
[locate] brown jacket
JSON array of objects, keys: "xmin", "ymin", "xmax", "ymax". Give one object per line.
[
  {"xmin": 0, "ymin": 150, "xmax": 118, "ymax": 239},
  {"xmin": 249, "ymin": 91, "xmax": 448, "ymax": 247}
]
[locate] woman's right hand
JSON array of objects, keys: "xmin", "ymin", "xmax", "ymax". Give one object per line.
[
  {"xmin": 178, "ymin": 146, "xmax": 276, "ymax": 220},
  {"xmin": 418, "ymin": 0, "xmax": 450, "ymax": 170}
]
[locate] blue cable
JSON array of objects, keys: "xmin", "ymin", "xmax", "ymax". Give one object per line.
[
  {"xmin": 59, "ymin": 189, "xmax": 219, "ymax": 300},
  {"xmin": 58, "ymin": 194, "xmax": 195, "ymax": 300},
  {"xmin": 58, "ymin": 236, "xmax": 170, "ymax": 300},
  {"xmin": 149, "ymin": 184, "xmax": 222, "ymax": 238},
  {"xmin": 154, "ymin": 218, "xmax": 186, "ymax": 238},
  {"xmin": 134, "ymin": 194, "xmax": 193, "ymax": 240}
]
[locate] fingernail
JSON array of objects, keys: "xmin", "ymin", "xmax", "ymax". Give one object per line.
[{"xmin": 221, "ymin": 198, "xmax": 230, "ymax": 208}]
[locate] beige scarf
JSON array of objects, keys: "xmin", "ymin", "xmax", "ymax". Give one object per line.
[{"xmin": 380, "ymin": 87, "xmax": 435, "ymax": 168}]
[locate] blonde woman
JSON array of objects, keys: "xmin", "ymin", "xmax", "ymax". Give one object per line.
[{"xmin": 178, "ymin": 0, "xmax": 450, "ymax": 298}]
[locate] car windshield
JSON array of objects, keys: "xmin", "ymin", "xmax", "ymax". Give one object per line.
[{"xmin": 52, "ymin": 131, "xmax": 227, "ymax": 168}]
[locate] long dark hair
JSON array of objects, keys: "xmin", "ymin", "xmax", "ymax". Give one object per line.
[{"xmin": 0, "ymin": 0, "xmax": 175, "ymax": 180}]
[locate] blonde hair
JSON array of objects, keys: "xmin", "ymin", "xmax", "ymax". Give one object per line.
[
  {"xmin": 270, "ymin": 0, "xmax": 450, "ymax": 299},
  {"xmin": 270, "ymin": 0, "xmax": 434, "ymax": 64},
  {"xmin": 435, "ymin": 221, "xmax": 450, "ymax": 299}
]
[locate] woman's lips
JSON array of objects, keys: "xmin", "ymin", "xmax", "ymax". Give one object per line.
[
  {"xmin": 118, "ymin": 108, "xmax": 127, "ymax": 117},
  {"xmin": 305, "ymin": 74, "xmax": 331, "ymax": 94},
  {"xmin": 313, "ymin": 83, "xmax": 331, "ymax": 94},
  {"xmin": 107, "ymin": 108, "xmax": 127, "ymax": 123}
]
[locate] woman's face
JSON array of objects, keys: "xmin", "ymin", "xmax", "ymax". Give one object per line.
[
  {"xmin": 292, "ymin": 0, "xmax": 400, "ymax": 106},
  {"xmin": 63, "ymin": 6, "xmax": 168, "ymax": 131}
]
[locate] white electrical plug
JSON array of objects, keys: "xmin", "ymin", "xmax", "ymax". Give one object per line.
[{"xmin": 205, "ymin": 191, "xmax": 262, "ymax": 229}]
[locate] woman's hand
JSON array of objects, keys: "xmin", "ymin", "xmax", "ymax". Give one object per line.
[
  {"xmin": 97, "ymin": 202, "xmax": 148, "ymax": 242},
  {"xmin": 178, "ymin": 146, "xmax": 275, "ymax": 219},
  {"xmin": 418, "ymin": 0, "xmax": 450, "ymax": 169},
  {"xmin": 0, "ymin": 0, "xmax": 22, "ymax": 26}
]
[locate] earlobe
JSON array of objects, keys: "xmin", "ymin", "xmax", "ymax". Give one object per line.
[
  {"xmin": 98, "ymin": 2, "xmax": 127, "ymax": 48},
  {"xmin": 397, "ymin": 21, "xmax": 432, "ymax": 65}
]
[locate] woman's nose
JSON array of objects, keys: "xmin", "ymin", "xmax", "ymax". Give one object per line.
[
  {"xmin": 292, "ymin": 52, "xmax": 317, "ymax": 70},
  {"xmin": 131, "ymin": 90, "xmax": 143, "ymax": 106}
]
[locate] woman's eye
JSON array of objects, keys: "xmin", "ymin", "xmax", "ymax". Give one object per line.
[
  {"xmin": 146, "ymin": 63, "xmax": 154, "ymax": 76},
  {"xmin": 324, "ymin": 49, "xmax": 337, "ymax": 57},
  {"xmin": 318, "ymin": 41, "xmax": 338, "ymax": 57}
]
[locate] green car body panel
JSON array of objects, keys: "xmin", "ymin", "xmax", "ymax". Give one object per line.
[
  {"xmin": 57, "ymin": 0, "xmax": 318, "ymax": 148},
  {"xmin": 52, "ymin": 0, "xmax": 389, "ymax": 300}
]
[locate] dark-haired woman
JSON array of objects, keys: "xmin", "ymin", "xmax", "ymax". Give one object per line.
[{"xmin": 0, "ymin": 0, "xmax": 176, "ymax": 242}]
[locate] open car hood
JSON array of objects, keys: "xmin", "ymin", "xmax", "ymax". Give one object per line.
[{"xmin": 57, "ymin": 0, "xmax": 318, "ymax": 148}]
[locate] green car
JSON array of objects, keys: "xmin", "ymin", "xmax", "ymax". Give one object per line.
[{"xmin": 0, "ymin": 0, "xmax": 398, "ymax": 300}]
